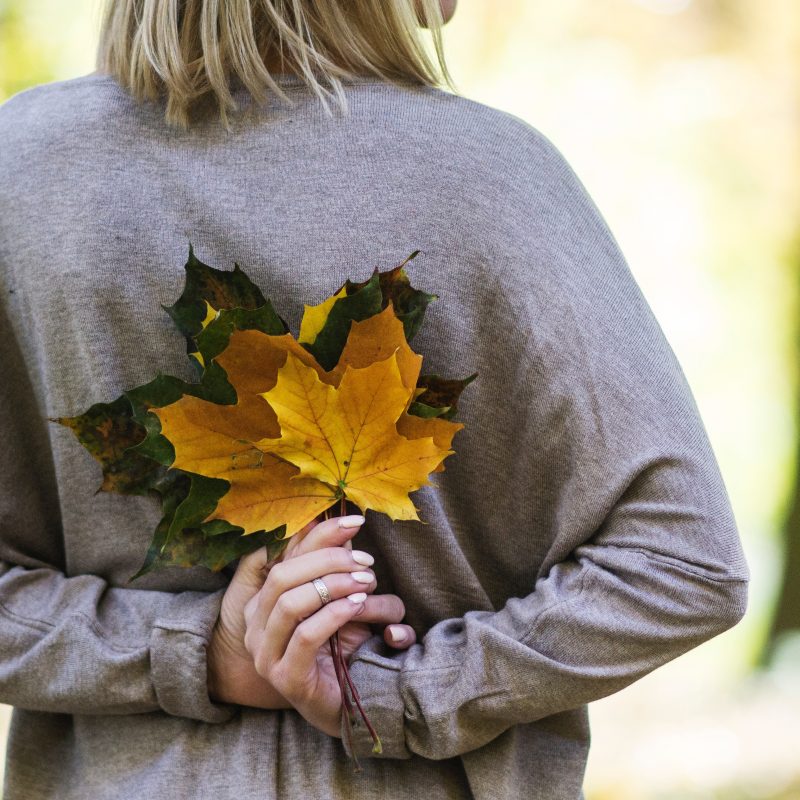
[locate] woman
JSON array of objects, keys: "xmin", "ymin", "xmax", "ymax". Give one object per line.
[{"xmin": 0, "ymin": 1, "xmax": 749, "ymax": 798}]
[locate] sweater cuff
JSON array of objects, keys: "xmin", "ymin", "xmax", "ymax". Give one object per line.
[
  {"xmin": 150, "ymin": 587, "xmax": 238, "ymax": 724},
  {"xmin": 340, "ymin": 635, "xmax": 411, "ymax": 760}
]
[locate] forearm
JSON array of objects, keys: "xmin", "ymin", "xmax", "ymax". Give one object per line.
[
  {"xmin": 0, "ymin": 560, "xmax": 235, "ymax": 722},
  {"xmin": 341, "ymin": 375, "xmax": 750, "ymax": 760},
  {"xmin": 342, "ymin": 539, "xmax": 747, "ymax": 761}
]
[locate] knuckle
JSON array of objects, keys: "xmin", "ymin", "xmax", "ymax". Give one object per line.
[
  {"xmin": 243, "ymin": 595, "xmax": 258, "ymax": 625},
  {"xmin": 267, "ymin": 662, "xmax": 287, "ymax": 689},
  {"xmin": 266, "ymin": 561, "xmax": 287, "ymax": 592},
  {"xmin": 254, "ymin": 647, "xmax": 271, "ymax": 679},
  {"xmin": 324, "ymin": 548, "xmax": 344, "ymax": 572},
  {"xmin": 274, "ymin": 592, "xmax": 297, "ymax": 618},
  {"xmin": 294, "ymin": 622, "xmax": 316, "ymax": 647}
]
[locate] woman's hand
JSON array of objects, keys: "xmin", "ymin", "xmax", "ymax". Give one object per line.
[
  {"xmin": 241, "ymin": 516, "xmax": 411, "ymax": 737},
  {"xmin": 280, "ymin": 515, "xmax": 417, "ymax": 660},
  {"xmin": 207, "ymin": 514, "xmax": 416, "ymax": 712}
]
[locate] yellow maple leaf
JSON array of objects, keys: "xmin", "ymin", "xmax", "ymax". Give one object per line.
[
  {"xmin": 396, "ymin": 413, "xmax": 464, "ymax": 474},
  {"xmin": 326, "ymin": 304, "xmax": 422, "ymax": 394},
  {"xmin": 325, "ymin": 304, "xmax": 462, "ymax": 472},
  {"xmin": 154, "ymin": 303, "xmax": 462, "ymax": 539},
  {"xmin": 153, "ymin": 332, "xmax": 338, "ymax": 536},
  {"xmin": 255, "ymin": 349, "xmax": 454, "ymax": 524}
]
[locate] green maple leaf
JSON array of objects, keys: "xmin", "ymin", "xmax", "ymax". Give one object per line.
[
  {"xmin": 163, "ymin": 241, "xmax": 289, "ymax": 361},
  {"xmin": 299, "ymin": 250, "xmax": 438, "ymax": 372},
  {"xmin": 129, "ymin": 470, "xmax": 288, "ymax": 581},
  {"xmin": 300, "ymin": 270, "xmax": 384, "ymax": 371},
  {"xmin": 51, "ymin": 395, "xmax": 164, "ymax": 496},
  {"xmin": 345, "ymin": 250, "xmax": 438, "ymax": 342},
  {"xmin": 413, "ymin": 372, "xmax": 479, "ymax": 421}
]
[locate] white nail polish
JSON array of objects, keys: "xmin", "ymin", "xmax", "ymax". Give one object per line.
[
  {"xmin": 388, "ymin": 625, "xmax": 405, "ymax": 643},
  {"xmin": 351, "ymin": 550, "xmax": 374, "ymax": 566},
  {"xmin": 347, "ymin": 592, "xmax": 367, "ymax": 604},
  {"xmin": 351, "ymin": 571, "xmax": 373, "ymax": 583},
  {"xmin": 339, "ymin": 515, "xmax": 365, "ymax": 528}
]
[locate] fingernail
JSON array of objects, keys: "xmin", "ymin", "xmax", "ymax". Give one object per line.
[
  {"xmin": 347, "ymin": 592, "xmax": 367, "ymax": 604},
  {"xmin": 351, "ymin": 571, "xmax": 374, "ymax": 584},
  {"xmin": 339, "ymin": 515, "xmax": 365, "ymax": 528},
  {"xmin": 351, "ymin": 550, "xmax": 374, "ymax": 566},
  {"xmin": 388, "ymin": 625, "xmax": 406, "ymax": 643}
]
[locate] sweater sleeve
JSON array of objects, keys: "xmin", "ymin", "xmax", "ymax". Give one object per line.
[
  {"xmin": 340, "ymin": 125, "xmax": 750, "ymax": 760},
  {"xmin": 0, "ymin": 300, "xmax": 236, "ymax": 723}
]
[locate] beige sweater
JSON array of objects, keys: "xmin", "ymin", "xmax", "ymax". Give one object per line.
[{"xmin": 0, "ymin": 72, "xmax": 748, "ymax": 799}]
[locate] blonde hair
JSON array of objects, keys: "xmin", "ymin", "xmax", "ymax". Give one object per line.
[{"xmin": 96, "ymin": 0, "xmax": 457, "ymax": 130}]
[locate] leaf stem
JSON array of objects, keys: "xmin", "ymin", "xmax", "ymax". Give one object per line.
[
  {"xmin": 339, "ymin": 637, "xmax": 382, "ymax": 754},
  {"xmin": 323, "ymin": 499, "xmax": 382, "ymax": 768}
]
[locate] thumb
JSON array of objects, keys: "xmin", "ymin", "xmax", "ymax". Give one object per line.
[{"xmin": 232, "ymin": 546, "xmax": 270, "ymax": 591}]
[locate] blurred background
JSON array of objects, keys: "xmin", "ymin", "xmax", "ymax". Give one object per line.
[{"xmin": 1, "ymin": 0, "xmax": 798, "ymax": 797}]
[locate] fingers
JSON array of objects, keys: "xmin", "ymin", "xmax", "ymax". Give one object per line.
[
  {"xmin": 234, "ymin": 513, "xmax": 367, "ymax": 591},
  {"xmin": 261, "ymin": 568, "xmax": 377, "ymax": 659},
  {"xmin": 231, "ymin": 546, "xmax": 270, "ymax": 593},
  {"xmin": 287, "ymin": 514, "xmax": 366, "ymax": 559},
  {"xmin": 231, "ymin": 524, "xmax": 333, "ymax": 594},
  {"xmin": 384, "ymin": 624, "xmax": 417, "ymax": 649},
  {"xmin": 281, "ymin": 514, "xmax": 325, "ymax": 558},
  {"xmin": 280, "ymin": 596, "xmax": 370, "ymax": 687},
  {"xmin": 277, "ymin": 591, "xmax": 411, "ymax": 684},
  {"xmin": 348, "ymin": 596, "xmax": 416, "ymax": 649},
  {"xmin": 246, "ymin": 545, "xmax": 374, "ymax": 634},
  {"xmin": 347, "ymin": 593, "xmax": 406, "ymax": 628}
]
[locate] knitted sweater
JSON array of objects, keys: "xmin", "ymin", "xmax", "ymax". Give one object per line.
[{"xmin": 0, "ymin": 72, "xmax": 749, "ymax": 800}]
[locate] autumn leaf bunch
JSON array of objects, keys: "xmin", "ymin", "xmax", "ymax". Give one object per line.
[{"xmin": 54, "ymin": 244, "xmax": 476, "ymax": 582}]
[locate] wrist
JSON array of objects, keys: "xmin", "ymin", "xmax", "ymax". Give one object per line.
[
  {"xmin": 206, "ymin": 633, "xmax": 227, "ymax": 704},
  {"xmin": 207, "ymin": 627, "xmax": 292, "ymax": 710}
]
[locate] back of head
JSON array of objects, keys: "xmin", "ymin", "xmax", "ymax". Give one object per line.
[{"xmin": 96, "ymin": 0, "xmax": 457, "ymax": 131}]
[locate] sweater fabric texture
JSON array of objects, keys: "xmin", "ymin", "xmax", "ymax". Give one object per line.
[{"xmin": 0, "ymin": 72, "xmax": 749, "ymax": 800}]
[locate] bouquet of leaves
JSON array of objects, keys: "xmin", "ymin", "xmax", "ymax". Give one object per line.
[{"xmin": 53, "ymin": 243, "xmax": 476, "ymax": 760}]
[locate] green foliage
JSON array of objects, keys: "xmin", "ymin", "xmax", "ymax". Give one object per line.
[
  {"xmin": 414, "ymin": 372, "xmax": 478, "ymax": 421},
  {"xmin": 302, "ymin": 271, "xmax": 384, "ymax": 371},
  {"xmin": 52, "ymin": 242, "xmax": 293, "ymax": 581},
  {"xmin": 163, "ymin": 243, "xmax": 277, "ymax": 357}
]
